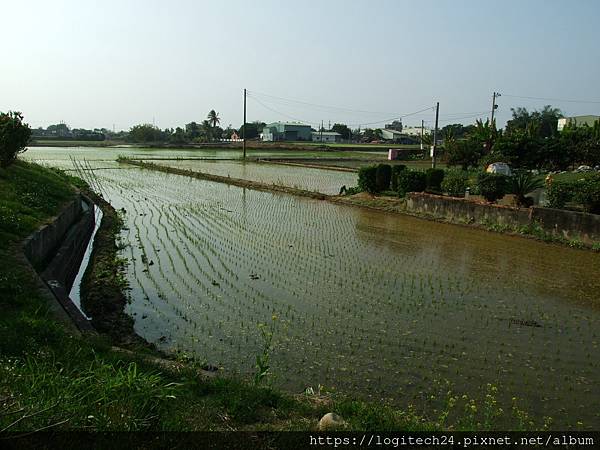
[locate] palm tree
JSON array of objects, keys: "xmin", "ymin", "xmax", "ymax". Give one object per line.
[
  {"xmin": 201, "ymin": 120, "xmax": 213, "ymax": 142},
  {"xmin": 207, "ymin": 110, "xmax": 220, "ymax": 128}
]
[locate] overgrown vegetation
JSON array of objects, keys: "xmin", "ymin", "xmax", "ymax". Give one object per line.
[
  {"xmin": 546, "ymin": 173, "xmax": 600, "ymax": 213},
  {"xmin": 0, "ymin": 111, "xmax": 31, "ymax": 168}
]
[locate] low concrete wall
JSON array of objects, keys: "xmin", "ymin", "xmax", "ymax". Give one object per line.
[
  {"xmin": 23, "ymin": 196, "xmax": 83, "ymax": 269},
  {"xmin": 22, "ymin": 194, "xmax": 96, "ymax": 332},
  {"xmin": 531, "ymin": 206, "xmax": 600, "ymax": 243},
  {"xmin": 405, "ymin": 193, "xmax": 600, "ymax": 245}
]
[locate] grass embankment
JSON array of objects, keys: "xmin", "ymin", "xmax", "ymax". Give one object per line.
[
  {"xmin": 0, "ymin": 160, "xmax": 442, "ymax": 434},
  {"xmin": 121, "ymin": 159, "xmax": 330, "ymax": 200}
]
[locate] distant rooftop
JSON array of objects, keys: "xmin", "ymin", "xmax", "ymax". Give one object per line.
[
  {"xmin": 312, "ymin": 131, "xmax": 341, "ymax": 136},
  {"xmin": 266, "ymin": 121, "xmax": 312, "ymax": 127}
]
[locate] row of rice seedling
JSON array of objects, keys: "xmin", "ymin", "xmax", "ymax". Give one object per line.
[
  {"xmin": 28, "ymin": 151, "xmax": 600, "ymax": 428},
  {"xmin": 157, "ymin": 159, "xmax": 357, "ymax": 195}
]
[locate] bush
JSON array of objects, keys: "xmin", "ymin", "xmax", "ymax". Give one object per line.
[
  {"xmin": 546, "ymin": 181, "xmax": 574, "ymax": 209},
  {"xmin": 573, "ymin": 174, "xmax": 600, "ymax": 214},
  {"xmin": 375, "ymin": 164, "xmax": 392, "ymax": 192},
  {"xmin": 0, "ymin": 111, "xmax": 31, "ymax": 168},
  {"xmin": 396, "ymin": 170, "xmax": 426, "ymax": 197},
  {"xmin": 357, "ymin": 166, "xmax": 378, "ymax": 193},
  {"xmin": 476, "ymin": 172, "xmax": 508, "ymax": 203},
  {"xmin": 441, "ymin": 170, "xmax": 469, "ymax": 197},
  {"xmin": 425, "ymin": 168, "xmax": 445, "ymax": 192},
  {"xmin": 390, "ymin": 165, "xmax": 407, "ymax": 191}
]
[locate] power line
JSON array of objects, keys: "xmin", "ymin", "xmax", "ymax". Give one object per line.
[
  {"xmin": 345, "ymin": 106, "xmax": 435, "ymax": 127},
  {"xmin": 247, "ymin": 90, "xmax": 400, "ymax": 116},
  {"xmin": 248, "ymin": 95, "xmax": 320, "ymax": 126},
  {"xmin": 249, "ymin": 94, "xmax": 435, "ymax": 128},
  {"xmin": 502, "ymin": 94, "xmax": 600, "ymax": 104}
]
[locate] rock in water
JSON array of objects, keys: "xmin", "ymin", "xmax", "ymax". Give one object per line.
[{"xmin": 318, "ymin": 412, "xmax": 345, "ymax": 430}]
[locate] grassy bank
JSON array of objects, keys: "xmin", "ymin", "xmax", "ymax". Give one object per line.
[
  {"xmin": 121, "ymin": 158, "xmax": 330, "ymax": 200},
  {"xmin": 1, "ymin": 160, "xmax": 557, "ymax": 435}
]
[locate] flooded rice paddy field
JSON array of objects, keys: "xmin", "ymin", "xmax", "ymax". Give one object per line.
[
  {"xmin": 24, "ymin": 148, "xmax": 600, "ymax": 428},
  {"xmin": 152, "ymin": 159, "xmax": 357, "ymax": 195}
]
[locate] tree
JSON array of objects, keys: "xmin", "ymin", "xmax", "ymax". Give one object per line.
[
  {"xmin": 207, "ymin": 110, "xmax": 220, "ymax": 128},
  {"xmin": 239, "ymin": 121, "xmax": 265, "ymax": 139},
  {"xmin": 506, "ymin": 105, "xmax": 562, "ymax": 139},
  {"xmin": 127, "ymin": 124, "xmax": 164, "ymax": 143},
  {"xmin": 170, "ymin": 127, "xmax": 186, "ymax": 144},
  {"xmin": 185, "ymin": 122, "xmax": 201, "ymax": 140},
  {"xmin": 331, "ymin": 123, "xmax": 351, "ymax": 140},
  {"xmin": 201, "ymin": 120, "xmax": 213, "ymax": 141},
  {"xmin": 0, "ymin": 111, "xmax": 31, "ymax": 167},
  {"xmin": 441, "ymin": 123, "xmax": 471, "ymax": 139}
]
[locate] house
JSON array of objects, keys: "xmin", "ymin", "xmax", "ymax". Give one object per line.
[
  {"xmin": 261, "ymin": 122, "xmax": 313, "ymax": 141},
  {"xmin": 557, "ymin": 115, "xmax": 600, "ymax": 131},
  {"xmin": 401, "ymin": 126, "xmax": 428, "ymax": 137},
  {"xmin": 311, "ymin": 131, "xmax": 341, "ymax": 143},
  {"xmin": 381, "ymin": 129, "xmax": 404, "ymax": 141},
  {"xmin": 385, "ymin": 120, "xmax": 403, "ymax": 132}
]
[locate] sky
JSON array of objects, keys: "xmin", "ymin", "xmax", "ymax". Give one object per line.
[{"xmin": 1, "ymin": 0, "xmax": 599, "ymax": 131}]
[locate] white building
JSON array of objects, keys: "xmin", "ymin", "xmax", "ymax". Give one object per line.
[
  {"xmin": 402, "ymin": 126, "xmax": 429, "ymax": 137},
  {"xmin": 557, "ymin": 115, "xmax": 600, "ymax": 131},
  {"xmin": 381, "ymin": 129, "xmax": 403, "ymax": 141},
  {"xmin": 311, "ymin": 131, "xmax": 341, "ymax": 143}
]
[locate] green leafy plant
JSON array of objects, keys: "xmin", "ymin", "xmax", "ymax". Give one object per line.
[
  {"xmin": 0, "ymin": 111, "xmax": 31, "ymax": 168},
  {"xmin": 511, "ymin": 171, "xmax": 543, "ymax": 207},
  {"xmin": 375, "ymin": 164, "xmax": 392, "ymax": 192},
  {"xmin": 396, "ymin": 170, "xmax": 427, "ymax": 197},
  {"xmin": 425, "ymin": 168, "xmax": 445, "ymax": 193},
  {"xmin": 476, "ymin": 172, "xmax": 508, "ymax": 203},
  {"xmin": 357, "ymin": 166, "xmax": 378, "ymax": 193},
  {"xmin": 546, "ymin": 180, "xmax": 573, "ymax": 209},
  {"xmin": 254, "ymin": 316, "xmax": 277, "ymax": 386},
  {"xmin": 573, "ymin": 174, "xmax": 600, "ymax": 214},
  {"xmin": 441, "ymin": 170, "xmax": 469, "ymax": 197},
  {"xmin": 390, "ymin": 165, "xmax": 407, "ymax": 191}
]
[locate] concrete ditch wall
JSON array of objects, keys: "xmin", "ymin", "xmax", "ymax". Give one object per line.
[
  {"xmin": 22, "ymin": 193, "xmax": 97, "ymax": 332},
  {"xmin": 405, "ymin": 193, "xmax": 600, "ymax": 245}
]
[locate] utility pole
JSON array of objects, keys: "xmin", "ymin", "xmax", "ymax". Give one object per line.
[
  {"xmin": 320, "ymin": 120, "xmax": 323, "ymax": 143},
  {"xmin": 491, "ymin": 92, "xmax": 500, "ymax": 124},
  {"xmin": 420, "ymin": 119, "xmax": 424, "ymax": 151},
  {"xmin": 432, "ymin": 102, "xmax": 439, "ymax": 168},
  {"xmin": 243, "ymin": 88, "xmax": 247, "ymax": 160}
]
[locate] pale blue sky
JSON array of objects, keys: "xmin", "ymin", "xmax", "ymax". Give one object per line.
[{"xmin": 1, "ymin": 0, "xmax": 599, "ymax": 130}]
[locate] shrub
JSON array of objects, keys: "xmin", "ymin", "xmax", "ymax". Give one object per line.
[
  {"xmin": 546, "ymin": 181, "xmax": 574, "ymax": 209},
  {"xmin": 357, "ymin": 166, "xmax": 378, "ymax": 193},
  {"xmin": 0, "ymin": 111, "xmax": 31, "ymax": 168},
  {"xmin": 396, "ymin": 170, "xmax": 426, "ymax": 197},
  {"xmin": 476, "ymin": 172, "xmax": 508, "ymax": 203},
  {"xmin": 511, "ymin": 171, "xmax": 543, "ymax": 207},
  {"xmin": 375, "ymin": 164, "xmax": 392, "ymax": 192},
  {"xmin": 441, "ymin": 170, "xmax": 469, "ymax": 197},
  {"xmin": 425, "ymin": 168, "xmax": 445, "ymax": 192},
  {"xmin": 390, "ymin": 165, "xmax": 407, "ymax": 191},
  {"xmin": 573, "ymin": 174, "xmax": 600, "ymax": 214}
]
